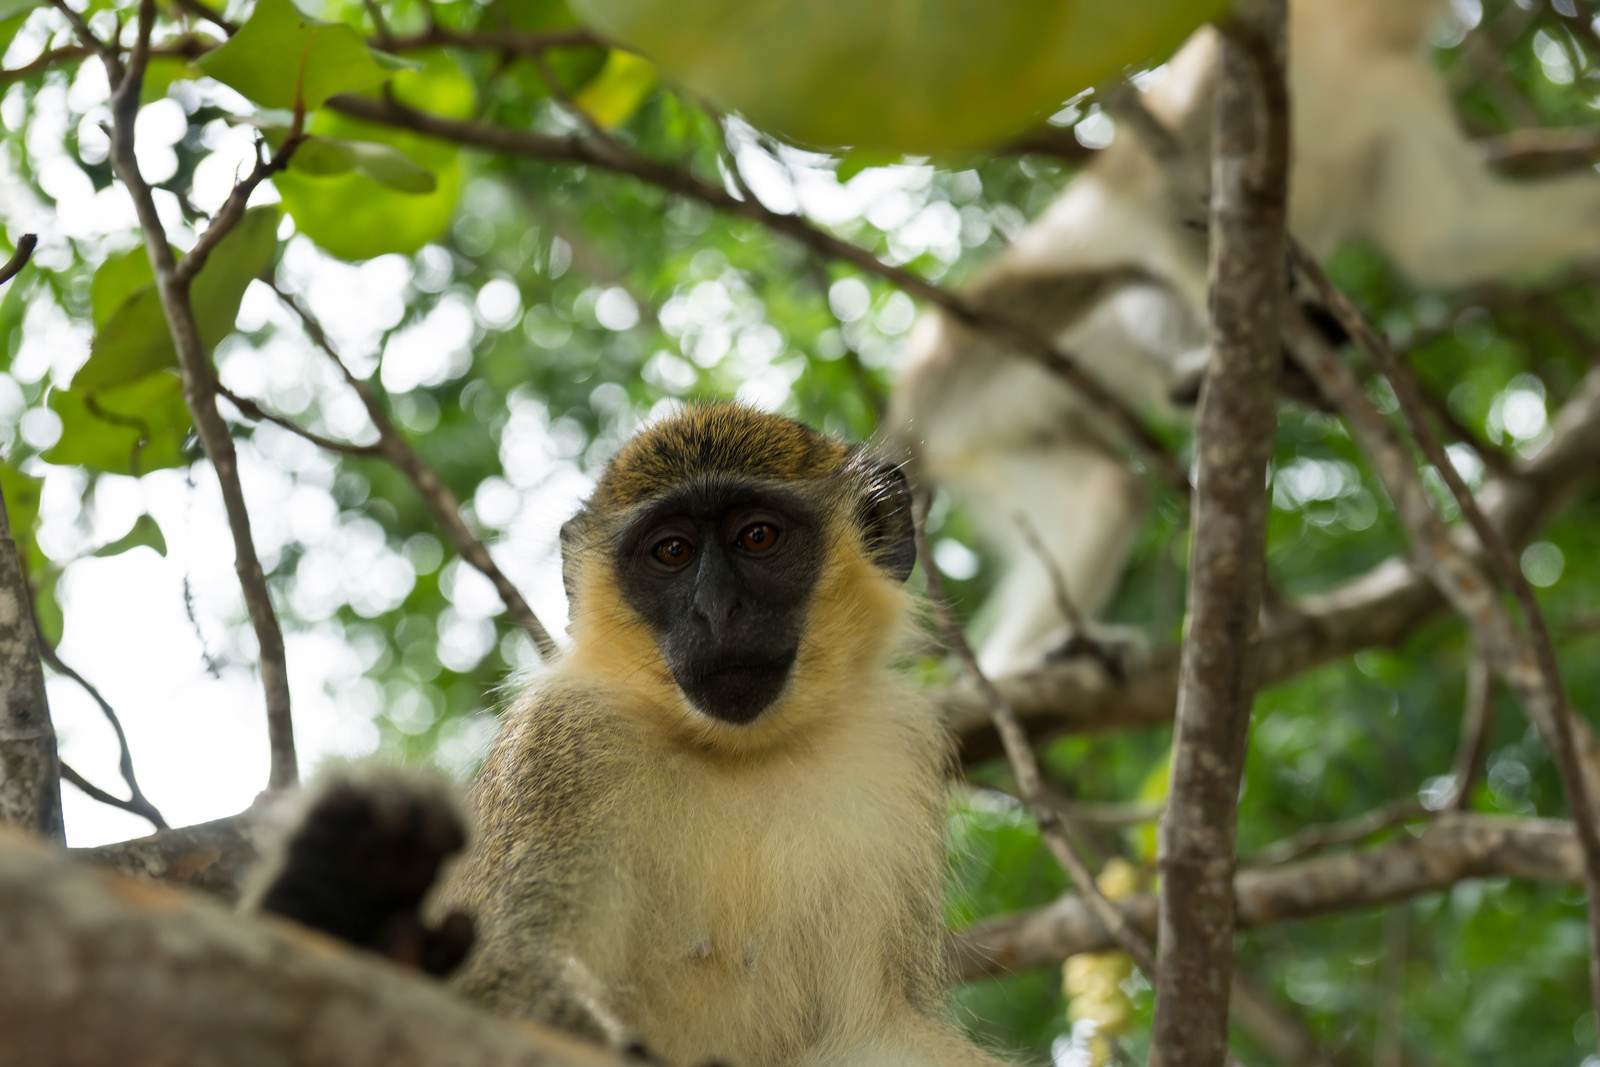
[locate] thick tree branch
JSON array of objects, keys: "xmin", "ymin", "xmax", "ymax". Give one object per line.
[
  {"xmin": 98, "ymin": 0, "xmax": 298, "ymax": 790},
  {"xmin": 0, "ymin": 483, "xmax": 61, "ymax": 842},
  {"xmin": 71, "ymin": 809, "xmax": 262, "ymax": 902},
  {"xmin": 1152, "ymin": 7, "xmax": 1288, "ymax": 1065},
  {"xmin": 325, "ymin": 93, "xmax": 1192, "ymax": 498},
  {"xmin": 265, "ymin": 283, "xmax": 560, "ymax": 660},
  {"xmin": 953, "ymin": 813, "xmax": 1581, "ymax": 979},
  {"xmin": 0, "ymin": 828, "xmax": 629, "ymax": 1066}
]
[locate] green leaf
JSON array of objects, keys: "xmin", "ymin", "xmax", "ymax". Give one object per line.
[
  {"xmin": 572, "ymin": 50, "xmax": 656, "ymax": 130},
  {"xmin": 290, "ymin": 135, "xmax": 437, "ymax": 193},
  {"xmin": 0, "ymin": 0, "xmax": 43, "ymax": 22},
  {"xmin": 835, "ymin": 148, "xmax": 901, "ymax": 183},
  {"xmin": 90, "ymin": 246, "xmax": 156, "ymax": 330},
  {"xmin": 196, "ymin": 0, "xmax": 398, "ymax": 111},
  {"xmin": 45, "ymin": 372, "xmax": 193, "ymax": 476},
  {"xmin": 275, "ymin": 50, "xmax": 470, "ymax": 260},
  {"xmin": 140, "ymin": 53, "xmax": 207, "ymax": 105},
  {"xmin": 92, "ymin": 513, "xmax": 168, "ymax": 558},
  {"xmin": 0, "ymin": 461, "xmax": 43, "ymax": 576},
  {"xmin": 77, "ymin": 205, "xmax": 281, "ymax": 393},
  {"xmin": 570, "ymin": 0, "xmax": 1231, "ymax": 152},
  {"xmin": 0, "ymin": 11, "xmax": 33, "ymax": 59},
  {"xmin": 1131, "ymin": 745, "xmax": 1172, "ymax": 864},
  {"xmin": 31, "ymin": 572, "xmax": 61, "ymax": 649}
]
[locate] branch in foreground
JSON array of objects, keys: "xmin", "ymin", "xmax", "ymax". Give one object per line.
[
  {"xmin": 265, "ymin": 282, "xmax": 560, "ymax": 660},
  {"xmin": 325, "ymin": 93, "xmax": 1192, "ymax": 498},
  {"xmin": 953, "ymin": 813, "xmax": 1581, "ymax": 979},
  {"xmin": 1153, "ymin": 7, "xmax": 1289, "ymax": 1065},
  {"xmin": 914, "ymin": 496, "xmax": 1159, "ymax": 980},
  {"xmin": 0, "ymin": 483, "xmax": 61, "ymax": 842},
  {"xmin": 0, "ymin": 828, "xmax": 627, "ymax": 1066},
  {"xmin": 71, "ymin": 809, "xmax": 261, "ymax": 902},
  {"xmin": 99, "ymin": 0, "xmax": 298, "ymax": 790}
]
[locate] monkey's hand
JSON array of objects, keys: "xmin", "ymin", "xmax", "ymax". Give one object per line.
[{"xmin": 257, "ymin": 778, "xmax": 474, "ymax": 977}]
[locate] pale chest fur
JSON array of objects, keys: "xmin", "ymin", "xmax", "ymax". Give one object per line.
[{"xmin": 587, "ymin": 705, "xmax": 948, "ymax": 1067}]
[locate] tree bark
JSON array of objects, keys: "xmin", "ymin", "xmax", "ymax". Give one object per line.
[
  {"xmin": 0, "ymin": 827, "xmax": 625, "ymax": 1067},
  {"xmin": 1152, "ymin": 5, "xmax": 1290, "ymax": 1064},
  {"xmin": 954, "ymin": 813, "xmax": 1580, "ymax": 979},
  {"xmin": 0, "ymin": 483, "xmax": 61, "ymax": 842}
]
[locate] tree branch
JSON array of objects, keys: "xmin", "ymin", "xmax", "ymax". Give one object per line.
[
  {"xmin": 953, "ymin": 813, "xmax": 1581, "ymax": 979},
  {"xmin": 914, "ymin": 496, "xmax": 1160, "ymax": 979},
  {"xmin": 0, "ymin": 827, "xmax": 631, "ymax": 1066},
  {"xmin": 325, "ymin": 92, "xmax": 1193, "ymax": 498},
  {"xmin": 0, "ymin": 234, "xmax": 36, "ymax": 287},
  {"xmin": 71, "ymin": 809, "xmax": 262, "ymax": 901},
  {"xmin": 0, "ymin": 480, "xmax": 61, "ymax": 842},
  {"xmin": 941, "ymin": 342, "xmax": 1600, "ymax": 761},
  {"xmin": 97, "ymin": 0, "xmax": 298, "ymax": 790},
  {"xmin": 35, "ymin": 620, "xmax": 166, "ymax": 831},
  {"xmin": 1152, "ymin": 7, "xmax": 1289, "ymax": 1065},
  {"xmin": 1284, "ymin": 258, "xmax": 1600, "ymax": 1052},
  {"xmin": 265, "ymin": 282, "xmax": 560, "ymax": 660}
]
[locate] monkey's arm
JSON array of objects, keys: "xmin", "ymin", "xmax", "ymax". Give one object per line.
[
  {"xmin": 440, "ymin": 691, "xmax": 638, "ymax": 1048},
  {"xmin": 251, "ymin": 773, "xmax": 475, "ymax": 977}
]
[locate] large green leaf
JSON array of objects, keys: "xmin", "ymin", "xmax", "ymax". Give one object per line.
[
  {"xmin": 196, "ymin": 0, "xmax": 403, "ymax": 111},
  {"xmin": 570, "ymin": 0, "xmax": 1230, "ymax": 152},
  {"xmin": 45, "ymin": 372, "xmax": 192, "ymax": 476},
  {"xmin": 275, "ymin": 51, "xmax": 470, "ymax": 260},
  {"xmin": 77, "ymin": 206, "xmax": 281, "ymax": 393}
]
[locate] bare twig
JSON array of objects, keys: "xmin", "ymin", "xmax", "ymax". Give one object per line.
[
  {"xmin": 0, "ymin": 235, "xmax": 36, "ymax": 287},
  {"xmin": 1152, "ymin": 7, "xmax": 1289, "ymax": 1065},
  {"xmin": 265, "ymin": 282, "xmax": 560, "ymax": 660},
  {"xmin": 325, "ymin": 93, "xmax": 1192, "ymax": 498},
  {"xmin": 0, "ymin": 485, "xmax": 61, "ymax": 841},
  {"xmin": 1373, "ymin": 905, "xmax": 1408, "ymax": 1067},
  {"xmin": 95, "ymin": 0, "xmax": 298, "ymax": 790},
  {"xmin": 1287, "ymin": 250, "xmax": 1600, "ymax": 1054},
  {"xmin": 57, "ymin": 762, "xmax": 165, "ymax": 827},
  {"xmin": 1245, "ymin": 799, "xmax": 1426, "ymax": 868},
  {"xmin": 171, "ymin": 0, "xmax": 236, "ymax": 35},
  {"xmin": 33, "ymin": 617, "xmax": 165, "ymax": 830},
  {"xmin": 216, "ymin": 385, "xmax": 384, "ymax": 457},
  {"xmin": 914, "ymin": 494, "xmax": 1159, "ymax": 979},
  {"xmin": 1446, "ymin": 652, "xmax": 1496, "ymax": 811},
  {"xmin": 45, "ymin": 0, "xmax": 122, "ymax": 82}
]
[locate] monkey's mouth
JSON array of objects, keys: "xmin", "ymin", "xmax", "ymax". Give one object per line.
[{"xmin": 675, "ymin": 649, "xmax": 798, "ymax": 725}]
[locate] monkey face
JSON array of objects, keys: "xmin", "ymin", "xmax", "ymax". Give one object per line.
[{"xmin": 616, "ymin": 477, "xmax": 825, "ymax": 724}]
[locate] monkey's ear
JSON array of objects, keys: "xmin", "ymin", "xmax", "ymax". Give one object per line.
[{"xmin": 859, "ymin": 464, "xmax": 916, "ymax": 582}]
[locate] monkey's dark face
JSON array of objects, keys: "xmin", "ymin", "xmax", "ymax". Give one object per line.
[{"xmin": 617, "ymin": 478, "xmax": 825, "ymax": 725}]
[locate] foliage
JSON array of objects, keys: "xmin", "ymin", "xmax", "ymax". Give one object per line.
[{"xmin": 0, "ymin": 0, "xmax": 1598, "ymax": 1064}]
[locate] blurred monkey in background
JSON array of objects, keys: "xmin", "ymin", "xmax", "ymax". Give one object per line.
[{"xmin": 888, "ymin": 0, "xmax": 1600, "ymax": 676}]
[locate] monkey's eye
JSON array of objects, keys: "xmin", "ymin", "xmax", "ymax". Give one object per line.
[
  {"xmin": 653, "ymin": 537, "xmax": 695, "ymax": 567},
  {"xmin": 735, "ymin": 523, "xmax": 780, "ymax": 554}
]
